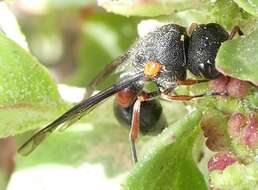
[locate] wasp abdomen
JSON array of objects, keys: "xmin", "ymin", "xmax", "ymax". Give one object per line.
[{"xmin": 114, "ymin": 98, "xmax": 166, "ymax": 135}]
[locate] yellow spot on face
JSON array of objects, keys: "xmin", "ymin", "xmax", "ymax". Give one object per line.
[{"xmin": 144, "ymin": 61, "xmax": 161, "ymax": 78}]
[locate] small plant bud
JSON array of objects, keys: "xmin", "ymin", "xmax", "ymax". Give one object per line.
[
  {"xmin": 201, "ymin": 112, "xmax": 230, "ymax": 151},
  {"xmin": 226, "ymin": 78, "xmax": 251, "ymax": 98},
  {"xmin": 208, "ymin": 152, "xmax": 238, "ymax": 172},
  {"xmin": 208, "ymin": 76, "xmax": 229, "ymax": 93},
  {"xmin": 242, "ymin": 113, "xmax": 258, "ymax": 149},
  {"xmin": 227, "ymin": 113, "xmax": 247, "ymax": 139}
]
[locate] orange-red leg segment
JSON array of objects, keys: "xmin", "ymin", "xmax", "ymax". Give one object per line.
[
  {"xmin": 176, "ymin": 79, "xmax": 208, "ymax": 85},
  {"xmin": 129, "ymin": 92, "xmax": 159, "ymax": 163},
  {"xmin": 228, "ymin": 26, "xmax": 243, "ymax": 40},
  {"xmin": 162, "ymin": 92, "xmax": 227, "ymax": 101}
]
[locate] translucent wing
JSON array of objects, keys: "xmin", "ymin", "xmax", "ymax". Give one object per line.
[
  {"xmin": 58, "ymin": 50, "xmax": 133, "ymax": 132},
  {"xmin": 18, "ymin": 73, "xmax": 143, "ymax": 155},
  {"xmin": 56, "ymin": 103, "xmax": 98, "ymax": 132},
  {"xmin": 84, "ymin": 48, "xmax": 133, "ymax": 98}
]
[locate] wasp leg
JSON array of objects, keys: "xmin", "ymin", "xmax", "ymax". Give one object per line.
[
  {"xmin": 129, "ymin": 91, "xmax": 160, "ymax": 163},
  {"xmin": 161, "ymin": 92, "xmax": 227, "ymax": 101},
  {"xmin": 130, "ymin": 99, "xmax": 141, "ymax": 163},
  {"xmin": 176, "ymin": 79, "xmax": 208, "ymax": 85},
  {"xmin": 228, "ymin": 26, "xmax": 244, "ymax": 40},
  {"xmin": 188, "ymin": 23, "xmax": 198, "ymax": 36}
]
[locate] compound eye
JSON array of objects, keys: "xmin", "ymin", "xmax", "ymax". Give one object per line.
[{"xmin": 144, "ymin": 61, "xmax": 161, "ymax": 79}]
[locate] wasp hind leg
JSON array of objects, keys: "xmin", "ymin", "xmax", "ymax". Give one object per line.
[{"xmin": 129, "ymin": 91, "xmax": 160, "ymax": 163}]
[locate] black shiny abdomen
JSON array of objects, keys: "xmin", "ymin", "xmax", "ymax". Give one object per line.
[
  {"xmin": 187, "ymin": 23, "xmax": 229, "ymax": 79},
  {"xmin": 113, "ymin": 99, "xmax": 166, "ymax": 135}
]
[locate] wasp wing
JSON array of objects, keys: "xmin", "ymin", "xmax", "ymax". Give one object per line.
[
  {"xmin": 85, "ymin": 50, "xmax": 131, "ymax": 98},
  {"xmin": 84, "ymin": 38, "xmax": 139, "ymax": 98},
  {"xmin": 18, "ymin": 73, "xmax": 143, "ymax": 156},
  {"xmin": 60, "ymin": 50, "xmax": 135, "ymax": 131}
]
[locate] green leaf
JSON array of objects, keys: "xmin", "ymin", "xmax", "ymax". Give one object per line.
[
  {"xmin": 123, "ymin": 111, "xmax": 207, "ymax": 190},
  {"xmin": 204, "ymin": 0, "xmax": 250, "ymax": 29},
  {"xmin": 210, "ymin": 162, "xmax": 258, "ymax": 190},
  {"xmin": 0, "ymin": 33, "xmax": 67, "ymax": 137},
  {"xmin": 165, "ymin": 9, "xmax": 209, "ymax": 27},
  {"xmin": 233, "ymin": 0, "xmax": 258, "ymax": 17},
  {"xmin": 216, "ymin": 26, "xmax": 258, "ymax": 86},
  {"xmin": 98, "ymin": 0, "xmax": 202, "ymax": 17}
]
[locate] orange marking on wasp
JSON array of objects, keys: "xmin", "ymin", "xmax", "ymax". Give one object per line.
[
  {"xmin": 144, "ymin": 61, "xmax": 161, "ymax": 78},
  {"xmin": 138, "ymin": 92, "xmax": 150, "ymax": 102},
  {"xmin": 116, "ymin": 88, "xmax": 137, "ymax": 108}
]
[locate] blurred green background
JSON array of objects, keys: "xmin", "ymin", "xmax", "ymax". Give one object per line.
[{"xmin": 0, "ymin": 0, "xmax": 257, "ymax": 189}]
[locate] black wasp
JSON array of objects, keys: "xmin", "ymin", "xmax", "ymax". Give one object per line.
[{"xmin": 19, "ymin": 23, "xmax": 243, "ymax": 162}]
